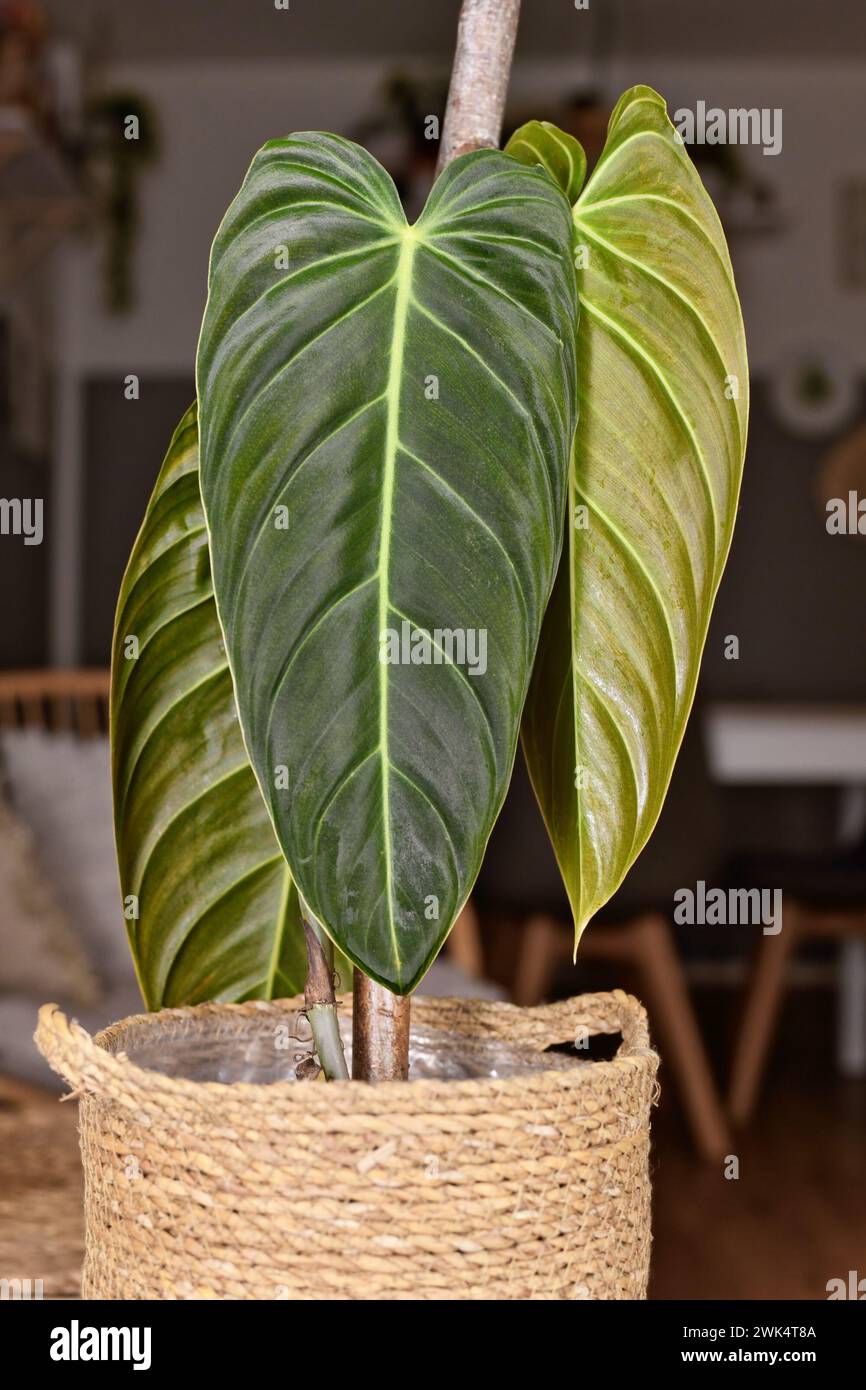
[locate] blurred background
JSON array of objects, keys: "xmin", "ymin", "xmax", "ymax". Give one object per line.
[{"xmin": 0, "ymin": 0, "xmax": 864, "ymax": 1300}]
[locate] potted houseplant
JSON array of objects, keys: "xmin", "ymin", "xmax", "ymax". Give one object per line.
[{"xmin": 37, "ymin": 0, "xmax": 746, "ymax": 1300}]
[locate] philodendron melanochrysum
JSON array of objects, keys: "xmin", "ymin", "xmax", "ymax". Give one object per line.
[
  {"xmin": 509, "ymin": 87, "xmax": 748, "ymax": 946},
  {"xmin": 112, "ymin": 85, "xmax": 747, "ymax": 1005}
]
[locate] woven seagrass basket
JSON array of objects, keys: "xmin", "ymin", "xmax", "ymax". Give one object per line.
[{"xmin": 36, "ymin": 991, "xmax": 658, "ymax": 1301}]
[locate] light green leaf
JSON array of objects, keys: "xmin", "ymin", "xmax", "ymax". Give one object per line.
[
  {"xmin": 505, "ymin": 120, "xmax": 586, "ymax": 205},
  {"xmin": 111, "ymin": 404, "xmax": 306, "ymax": 1008},
  {"xmin": 197, "ymin": 133, "xmax": 577, "ymax": 992},
  {"xmin": 510, "ymin": 86, "xmax": 749, "ymax": 940}
]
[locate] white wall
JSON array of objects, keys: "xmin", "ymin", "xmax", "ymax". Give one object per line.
[
  {"xmin": 57, "ymin": 57, "xmax": 866, "ymax": 376},
  {"xmin": 57, "ymin": 61, "xmax": 397, "ymax": 374},
  {"xmin": 631, "ymin": 60, "xmax": 866, "ymax": 375}
]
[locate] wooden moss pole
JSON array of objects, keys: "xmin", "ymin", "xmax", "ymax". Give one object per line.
[
  {"xmin": 352, "ymin": 971, "xmax": 411, "ymax": 1082},
  {"xmin": 436, "ymin": 0, "xmax": 522, "ymax": 173}
]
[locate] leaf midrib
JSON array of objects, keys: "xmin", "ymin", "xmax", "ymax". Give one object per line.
[{"xmin": 377, "ymin": 227, "xmax": 417, "ymax": 976}]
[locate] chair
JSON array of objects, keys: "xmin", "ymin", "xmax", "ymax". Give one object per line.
[
  {"xmin": 0, "ymin": 668, "xmax": 110, "ymax": 736},
  {"xmin": 0, "ymin": 669, "xmax": 488, "ymax": 990},
  {"xmin": 728, "ymin": 838, "xmax": 866, "ymax": 1126},
  {"xmin": 473, "ymin": 717, "xmax": 732, "ymax": 1162}
]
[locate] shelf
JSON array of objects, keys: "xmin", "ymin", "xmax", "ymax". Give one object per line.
[{"xmin": 0, "ymin": 108, "xmax": 83, "ymax": 286}]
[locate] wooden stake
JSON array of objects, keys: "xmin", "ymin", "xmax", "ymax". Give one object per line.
[
  {"xmin": 436, "ymin": 0, "xmax": 523, "ymax": 173},
  {"xmin": 352, "ymin": 970, "xmax": 411, "ymax": 1082}
]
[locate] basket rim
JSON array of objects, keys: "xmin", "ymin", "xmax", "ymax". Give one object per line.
[{"xmin": 35, "ymin": 991, "xmax": 658, "ymax": 1107}]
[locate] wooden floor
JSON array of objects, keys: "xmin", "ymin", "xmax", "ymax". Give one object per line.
[
  {"xmin": 649, "ymin": 986, "xmax": 866, "ymax": 1300},
  {"xmin": 0, "ymin": 1076, "xmax": 83, "ymax": 1299}
]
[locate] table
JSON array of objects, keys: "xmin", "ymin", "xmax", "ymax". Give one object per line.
[{"xmin": 704, "ymin": 702, "xmax": 866, "ymax": 1075}]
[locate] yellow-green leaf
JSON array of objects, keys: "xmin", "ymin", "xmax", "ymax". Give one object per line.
[
  {"xmin": 111, "ymin": 405, "xmax": 306, "ymax": 1007},
  {"xmin": 509, "ymin": 86, "xmax": 749, "ymax": 941},
  {"xmin": 505, "ymin": 120, "xmax": 586, "ymax": 205}
]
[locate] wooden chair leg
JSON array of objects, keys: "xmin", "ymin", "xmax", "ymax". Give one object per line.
[
  {"xmin": 512, "ymin": 913, "xmax": 565, "ymax": 1007},
  {"xmin": 629, "ymin": 913, "xmax": 732, "ymax": 1163},
  {"xmin": 728, "ymin": 902, "xmax": 802, "ymax": 1128},
  {"xmin": 447, "ymin": 897, "xmax": 485, "ymax": 978}
]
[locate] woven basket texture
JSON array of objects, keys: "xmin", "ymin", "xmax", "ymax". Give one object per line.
[{"xmin": 35, "ymin": 991, "xmax": 658, "ymax": 1301}]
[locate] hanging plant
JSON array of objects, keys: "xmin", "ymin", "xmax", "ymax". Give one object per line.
[{"xmin": 85, "ymin": 90, "xmax": 159, "ymax": 313}]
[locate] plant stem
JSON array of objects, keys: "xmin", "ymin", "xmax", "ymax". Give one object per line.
[
  {"xmin": 352, "ymin": 971, "xmax": 411, "ymax": 1082},
  {"xmin": 436, "ymin": 0, "xmax": 523, "ymax": 173},
  {"xmin": 303, "ymin": 918, "xmax": 349, "ymax": 1081},
  {"xmin": 351, "ymin": 0, "xmax": 523, "ymax": 1083}
]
